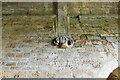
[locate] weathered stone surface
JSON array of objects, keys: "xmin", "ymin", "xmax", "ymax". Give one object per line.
[
  {"xmin": 1, "ymin": 2, "xmax": 119, "ymax": 79},
  {"xmin": 1, "ymin": 41, "xmax": 119, "ymax": 78}
]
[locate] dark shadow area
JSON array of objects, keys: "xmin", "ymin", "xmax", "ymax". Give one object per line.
[
  {"xmin": 107, "ymin": 67, "xmax": 120, "ymax": 80},
  {"xmin": 53, "ymin": 3, "xmax": 58, "ymax": 15},
  {"xmin": 53, "ymin": 2, "xmax": 58, "ymax": 15}
]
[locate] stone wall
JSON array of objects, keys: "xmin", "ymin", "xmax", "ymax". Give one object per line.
[
  {"xmin": 1, "ymin": 2, "xmax": 119, "ymax": 78},
  {"xmin": 2, "ymin": 2, "xmax": 119, "ymax": 36},
  {"xmin": 2, "ymin": 2, "xmax": 119, "ymax": 15}
]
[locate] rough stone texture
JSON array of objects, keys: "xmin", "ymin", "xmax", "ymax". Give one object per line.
[
  {"xmin": 0, "ymin": 2, "xmax": 119, "ymax": 79},
  {"xmin": 1, "ymin": 40, "xmax": 119, "ymax": 78}
]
